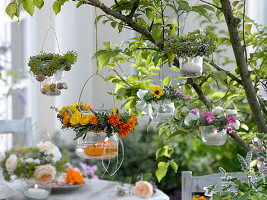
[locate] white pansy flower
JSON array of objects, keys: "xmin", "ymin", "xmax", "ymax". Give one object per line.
[
  {"xmin": 226, "ymin": 109, "xmax": 238, "ymax": 116},
  {"xmin": 233, "ymin": 120, "xmax": 240, "ymax": 129},
  {"xmin": 46, "ymin": 146, "xmax": 62, "ymax": 162},
  {"xmin": 137, "ymin": 89, "xmax": 148, "ymax": 100},
  {"xmin": 213, "ymin": 106, "xmax": 224, "ymax": 115}
]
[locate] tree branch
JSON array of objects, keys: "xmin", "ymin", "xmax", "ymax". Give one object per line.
[
  {"xmin": 127, "ymin": 0, "xmax": 140, "ymax": 19},
  {"xmin": 85, "ymin": 0, "xmax": 155, "ymax": 43},
  {"xmin": 220, "ymin": 0, "xmax": 267, "ymax": 133},
  {"xmin": 203, "ymin": 58, "xmax": 242, "ymax": 85}
]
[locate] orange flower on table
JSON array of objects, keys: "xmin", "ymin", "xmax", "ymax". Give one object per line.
[
  {"xmin": 80, "ymin": 115, "xmax": 91, "ymax": 125},
  {"xmin": 89, "ymin": 115, "xmax": 98, "ymax": 125},
  {"xmin": 65, "ymin": 168, "xmax": 84, "ymax": 185},
  {"xmin": 192, "ymin": 196, "xmax": 206, "ymax": 200},
  {"xmin": 118, "ymin": 122, "xmax": 131, "ymax": 137},
  {"xmin": 127, "ymin": 116, "xmax": 137, "ymax": 131},
  {"xmin": 70, "ymin": 111, "xmax": 82, "ymax": 125},
  {"xmin": 82, "ymin": 104, "xmax": 92, "ymax": 110},
  {"xmin": 108, "ymin": 114, "xmax": 120, "ymax": 127},
  {"xmin": 63, "ymin": 112, "xmax": 71, "ymax": 126}
]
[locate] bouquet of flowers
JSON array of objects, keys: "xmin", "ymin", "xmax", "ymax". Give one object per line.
[
  {"xmin": 184, "ymin": 106, "xmax": 240, "ymax": 133},
  {"xmin": 204, "ymin": 134, "xmax": 267, "ymax": 199},
  {"xmin": 0, "ymin": 141, "xmax": 68, "ymax": 183},
  {"xmin": 53, "ymin": 102, "xmax": 137, "ymax": 139}
]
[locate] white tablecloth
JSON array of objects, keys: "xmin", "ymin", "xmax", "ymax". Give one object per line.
[{"xmin": 5, "ymin": 179, "xmax": 169, "ymax": 200}]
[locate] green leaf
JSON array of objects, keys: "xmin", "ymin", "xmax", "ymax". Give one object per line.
[
  {"xmin": 22, "ymin": 0, "xmax": 35, "ymax": 16},
  {"xmin": 143, "ymin": 173, "xmax": 152, "ymax": 181},
  {"xmin": 33, "ymin": 0, "xmax": 44, "ymax": 9},
  {"xmin": 6, "ymin": 3, "xmax": 17, "ymax": 19},
  {"xmin": 162, "ymin": 76, "xmax": 171, "ymax": 87},
  {"xmin": 76, "ymin": 1, "xmax": 83, "ymax": 8},
  {"xmin": 192, "ymin": 6, "xmax": 211, "ymax": 22},
  {"xmin": 156, "ymin": 145, "xmax": 173, "ymax": 159},
  {"xmin": 170, "ymin": 160, "xmax": 178, "ymax": 172},
  {"xmin": 53, "ymin": 1, "xmax": 61, "ymax": 15},
  {"xmin": 245, "ymin": 24, "xmax": 252, "ymax": 34},
  {"xmin": 156, "ymin": 162, "xmax": 168, "ymax": 182},
  {"xmin": 212, "ymin": 194, "xmax": 223, "ymax": 200},
  {"xmin": 151, "ymin": 23, "xmax": 163, "ymax": 44},
  {"xmin": 178, "ymin": 0, "xmax": 190, "ymax": 12}
]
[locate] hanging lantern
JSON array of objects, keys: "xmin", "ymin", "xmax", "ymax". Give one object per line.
[
  {"xmin": 75, "ymin": 132, "xmax": 119, "ymax": 160},
  {"xmin": 148, "ymin": 100, "xmax": 175, "ymax": 123},
  {"xmin": 179, "ymin": 56, "xmax": 203, "ymax": 78},
  {"xmin": 200, "ymin": 126, "xmax": 227, "ymax": 146}
]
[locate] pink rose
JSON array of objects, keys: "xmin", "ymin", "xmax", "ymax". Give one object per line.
[
  {"xmin": 203, "ymin": 112, "xmax": 216, "ymax": 123},
  {"xmin": 34, "ymin": 164, "xmax": 56, "ymax": 183},
  {"xmin": 133, "ymin": 181, "xmax": 153, "ymax": 199}
]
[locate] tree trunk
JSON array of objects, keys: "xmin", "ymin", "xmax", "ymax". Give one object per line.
[{"xmin": 220, "ymin": 0, "xmax": 267, "ymax": 133}]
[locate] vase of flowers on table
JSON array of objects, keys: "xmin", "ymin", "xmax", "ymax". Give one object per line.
[
  {"xmin": 184, "ymin": 107, "xmax": 240, "ymax": 145},
  {"xmin": 0, "ymin": 141, "xmax": 68, "ymax": 199},
  {"xmin": 53, "ymin": 103, "xmax": 137, "ymax": 160},
  {"xmin": 28, "ymin": 51, "xmax": 77, "ymax": 96},
  {"xmin": 136, "ymin": 85, "xmax": 186, "ymax": 123},
  {"xmin": 164, "ymin": 30, "xmax": 216, "ymax": 78}
]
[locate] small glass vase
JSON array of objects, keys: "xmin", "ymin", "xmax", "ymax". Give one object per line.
[
  {"xmin": 40, "ymin": 70, "xmax": 67, "ymax": 96},
  {"xmin": 148, "ymin": 100, "xmax": 175, "ymax": 123},
  {"xmin": 75, "ymin": 132, "xmax": 119, "ymax": 160},
  {"xmin": 200, "ymin": 126, "xmax": 227, "ymax": 146},
  {"xmin": 179, "ymin": 56, "xmax": 203, "ymax": 78},
  {"xmin": 21, "ymin": 179, "xmax": 51, "ymax": 200}
]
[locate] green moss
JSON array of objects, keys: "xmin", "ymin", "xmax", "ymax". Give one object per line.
[
  {"xmin": 164, "ymin": 31, "xmax": 217, "ymax": 57},
  {"xmin": 28, "ymin": 50, "xmax": 77, "ymax": 78}
]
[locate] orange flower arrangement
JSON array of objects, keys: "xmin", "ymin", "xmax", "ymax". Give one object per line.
[
  {"xmin": 65, "ymin": 168, "xmax": 84, "ymax": 185},
  {"xmin": 53, "ymin": 103, "xmax": 137, "ymax": 140},
  {"xmin": 108, "ymin": 114, "xmax": 120, "ymax": 126}
]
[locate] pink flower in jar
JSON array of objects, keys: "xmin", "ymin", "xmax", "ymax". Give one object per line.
[
  {"xmin": 190, "ymin": 108, "xmax": 200, "ymax": 115},
  {"xmin": 226, "ymin": 116, "xmax": 236, "ymax": 123},
  {"xmin": 203, "ymin": 112, "xmax": 216, "ymax": 123},
  {"xmin": 257, "ymin": 162, "xmax": 266, "ymax": 170},
  {"xmin": 225, "ymin": 125, "xmax": 234, "ymax": 133}
]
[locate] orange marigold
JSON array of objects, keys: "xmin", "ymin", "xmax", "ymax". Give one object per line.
[
  {"xmin": 108, "ymin": 114, "xmax": 120, "ymax": 127},
  {"xmin": 192, "ymin": 196, "xmax": 207, "ymax": 200},
  {"xmin": 118, "ymin": 122, "xmax": 131, "ymax": 137},
  {"xmin": 63, "ymin": 112, "xmax": 71, "ymax": 126},
  {"xmin": 65, "ymin": 168, "xmax": 84, "ymax": 185},
  {"xmin": 89, "ymin": 115, "xmax": 98, "ymax": 125},
  {"xmin": 82, "ymin": 104, "xmax": 92, "ymax": 110},
  {"xmin": 127, "ymin": 116, "xmax": 137, "ymax": 131}
]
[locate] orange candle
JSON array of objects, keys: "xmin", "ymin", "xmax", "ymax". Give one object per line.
[{"xmin": 84, "ymin": 140, "xmax": 117, "ymax": 157}]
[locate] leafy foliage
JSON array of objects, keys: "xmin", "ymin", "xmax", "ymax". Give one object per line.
[{"xmin": 28, "ymin": 51, "xmax": 77, "ymax": 78}]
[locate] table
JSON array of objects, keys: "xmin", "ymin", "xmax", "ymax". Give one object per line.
[{"xmin": 5, "ymin": 179, "xmax": 170, "ymax": 200}]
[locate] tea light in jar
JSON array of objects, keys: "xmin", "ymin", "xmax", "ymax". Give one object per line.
[
  {"xmin": 182, "ymin": 62, "xmax": 201, "ymax": 73},
  {"xmin": 84, "ymin": 137, "xmax": 117, "ymax": 156},
  {"xmin": 24, "ymin": 184, "xmax": 49, "ymax": 200}
]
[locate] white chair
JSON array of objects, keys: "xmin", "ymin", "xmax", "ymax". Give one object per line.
[
  {"xmin": 182, "ymin": 171, "xmax": 246, "ymax": 200},
  {"xmin": 0, "ymin": 118, "xmax": 33, "ymax": 148}
]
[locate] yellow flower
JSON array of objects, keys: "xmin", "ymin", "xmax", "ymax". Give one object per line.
[
  {"xmin": 59, "ymin": 103, "xmax": 80, "ymax": 115},
  {"xmin": 70, "ymin": 111, "xmax": 81, "ymax": 125},
  {"xmin": 80, "ymin": 115, "xmax": 91, "ymax": 125},
  {"xmin": 150, "ymin": 85, "xmax": 163, "ymax": 98},
  {"xmin": 112, "ymin": 107, "xmax": 118, "ymax": 113}
]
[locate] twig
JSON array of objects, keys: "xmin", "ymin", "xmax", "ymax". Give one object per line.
[
  {"xmin": 112, "ymin": 69, "xmax": 132, "ymax": 87},
  {"xmin": 127, "ymin": 0, "xmax": 140, "ymax": 18},
  {"xmin": 203, "ymin": 58, "xmax": 242, "ymax": 85}
]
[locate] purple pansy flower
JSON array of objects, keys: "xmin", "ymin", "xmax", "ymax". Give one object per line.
[{"xmin": 203, "ymin": 112, "xmax": 216, "ymax": 123}]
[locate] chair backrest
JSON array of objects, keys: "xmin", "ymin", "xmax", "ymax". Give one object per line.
[
  {"xmin": 182, "ymin": 171, "xmax": 246, "ymax": 200},
  {"xmin": 0, "ymin": 118, "xmax": 33, "ymax": 147}
]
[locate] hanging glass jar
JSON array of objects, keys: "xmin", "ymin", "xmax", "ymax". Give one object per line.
[
  {"xmin": 40, "ymin": 70, "xmax": 68, "ymax": 96},
  {"xmin": 179, "ymin": 56, "xmax": 203, "ymax": 78},
  {"xmin": 200, "ymin": 126, "xmax": 227, "ymax": 146},
  {"xmin": 148, "ymin": 100, "xmax": 175, "ymax": 123},
  {"xmin": 75, "ymin": 132, "xmax": 119, "ymax": 160}
]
